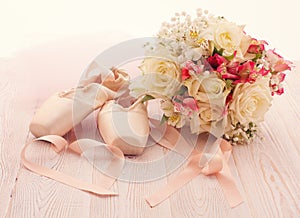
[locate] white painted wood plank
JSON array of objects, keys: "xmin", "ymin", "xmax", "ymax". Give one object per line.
[
  {"xmin": 9, "ymin": 134, "xmax": 93, "ymax": 218},
  {"xmin": 232, "ymin": 81, "xmax": 300, "ymax": 217},
  {"xmin": 0, "ymin": 67, "xmax": 35, "ymax": 218}
]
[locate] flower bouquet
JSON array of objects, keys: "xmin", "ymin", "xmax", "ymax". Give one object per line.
[{"xmin": 130, "ymin": 8, "xmax": 292, "ymax": 145}]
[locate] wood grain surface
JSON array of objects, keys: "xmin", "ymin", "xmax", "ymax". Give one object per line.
[{"xmin": 0, "ymin": 50, "xmax": 299, "ymax": 218}]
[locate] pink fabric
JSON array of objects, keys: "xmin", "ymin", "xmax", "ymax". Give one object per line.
[
  {"xmin": 145, "ymin": 124, "xmax": 243, "ymax": 208},
  {"xmin": 97, "ymin": 100, "xmax": 149, "ymax": 155},
  {"xmin": 21, "ymin": 124, "xmax": 243, "ymax": 208},
  {"xmin": 29, "ymin": 68, "xmax": 129, "ymax": 137},
  {"xmin": 21, "ymin": 135, "xmax": 124, "ymax": 195}
]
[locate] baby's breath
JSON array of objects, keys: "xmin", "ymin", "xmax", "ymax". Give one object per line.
[{"xmin": 224, "ymin": 122, "xmax": 258, "ymax": 145}]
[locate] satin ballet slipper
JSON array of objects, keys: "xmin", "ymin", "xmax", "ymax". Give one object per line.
[
  {"xmin": 97, "ymin": 100, "xmax": 149, "ymax": 155},
  {"xmin": 30, "ymin": 93, "xmax": 76, "ymax": 137},
  {"xmin": 30, "ymin": 68, "xmax": 129, "ymax": 137},
  {"xmin": 80, "ymin": 67, "xmax": 129, "ymax": 92}
]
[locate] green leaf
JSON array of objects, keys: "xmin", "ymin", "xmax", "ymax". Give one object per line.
[
  {"xmin": 213, "ymin": 47, "xmax": 224, "ymax": 56},
  {"xmin": 252, "ymin": 52, "xmax": 263, "ymax": 62},
  {"xmin": 225, "ymin": 79, "xmax": 233, "ymax": 89},
  {"xmin": 160, "ymin": 114, "xmax": 168, "ymax": 125},
  {"xmin": 224, "ymin": 52, "xmax": 235, "ymax": 61},
  {"xmin": 141, "ymin": 95, "xmax": 155, "ymax": 103}
]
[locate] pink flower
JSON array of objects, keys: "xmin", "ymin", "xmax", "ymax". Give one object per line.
[
  {"xmin": 193, "ymin": 64, "xmax": 203, "ymax": 74},
  {"xmin": 220, "ymin": 71, "xmax": 240, "ymax": 80},
  {"xmin": 216, "ymin": 61, "xmax": 240, "ymax": 80},
  {"xmin": 173, "ymin": 100, "xmax": 184, "ymax": 113},
  {"xmin": 183, "ymin": 60, "xmax": 203, "ymax": 74},
  {"xmin": 238, "ymin": 61, "xmax": 255, "ymax": 74},
  {"xmin": 247, "ymin": 72, "xmax": 259, "ymax": 84},
  {"xmin": 183, "ymin": 97, "xmax": 198, "ymax": 111},
  {"xmin": 233, "ymin": 61, "xmax": 256, "ymax": 84},
  {"xmin": 266, "ymin": 49, "xmax": 292, "ymax": 73},
  {"xmin": 207, "ymin": 54, "xmax": 227, "ymax": 69},
  {"xmin": 258, "ymin": 67, "xmax": 269, "ymax": 76},
  {"xmin": 247, "ymin": 44, "xmax": 265, "ymax": 53},
  {"xmin": 247, "ymin": 39, "xmax": 267, "ymax": 54},
  {"xmin": 276, "ymin": 87, "xmax": 284, "ymax": 95},
  {"xmin": 185, "ymin": 60, "xmax": 194, "ymax": 69},
  {"xmin": 274, "ymin": 63, "xmax": 291, "ymax": 72},
  {"xmin": 269, "ymin": 73, "xmax": 286, "ymax": 96},
  {"xmin": 226, "ymin": 61, "xmax": 239, "ymax": 75},
  {"xmin": 278, "ymin": 72, "xmax": 286, "ymax": 82},
  {"xmin": 271, "ymin": 86, "xmax": 284, "ymax": 96},
  {"xmin": 181, "ymin": 68, "xmax": 191, "ymax": 80}
]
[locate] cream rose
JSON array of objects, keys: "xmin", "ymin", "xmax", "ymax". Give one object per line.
[
  {"xmin": 129, "ymin": 58, "xmax": 181, "ymax": 97},
  {"xmin": 190, "ymin": 102, "xmax": 227, "ymax": 135},
  {"xmin": 131, "ymin": 58, "xmax": 181, "ymax": 97},
  {"xmin": 229, "ymin": 77, "xmax": 272, "ymax": 125},
  {"xmin": 184, "ymin": 75, "xmax": 226, "ymax": 102},
  {"xmin": 140, "ymin": 57, "xmax": 181, "ymax": 80},
  {"xmin": 213, "ymin": 21, "xmax": 245, "ymax": 56}
]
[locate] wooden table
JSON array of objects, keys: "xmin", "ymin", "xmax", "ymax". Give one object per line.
[{"xmin": 0, "ymin": 38, "xmax": 299, "ymax": 217}]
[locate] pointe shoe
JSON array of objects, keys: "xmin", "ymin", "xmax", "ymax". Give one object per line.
[
  {"xmin": 97, "ymin": 100, "xmax": 150, "ymax": 155},
  {"xmin": 30, "ymin": 68, "xmax": 129, "ymax": 137},
  {"xmin": 29, "ymin": 92, "xmax": 75, "ymax": 137}
]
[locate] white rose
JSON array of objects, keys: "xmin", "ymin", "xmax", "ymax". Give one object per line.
[
  {"xmin": 140, "ymin": 58, "xmax": 180, "ymax": 79},
  {"xmin": 229, "ymin": 77, "xmax": 272, "ymax": 125},
  {"xmin": 129, "ymin": 58, "xmax": 181, "ymax": 97},
  {"xmin": 213, "ymin": 21, "xmax": 245, "ymax": 56},
  {"xmin": 184, "ymin": 75, "xmax": 226, "ymax": 102}
]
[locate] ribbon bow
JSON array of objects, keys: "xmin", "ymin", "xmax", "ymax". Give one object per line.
[{"xmin": 145, "ymin": 121, "xmax": 243, "ymax": 208}]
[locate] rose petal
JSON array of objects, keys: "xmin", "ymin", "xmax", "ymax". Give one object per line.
[
  {"xmin": 278, "ymin": 73, "xmax": 286, "ymax": 82},
  {"xmin": 183, "ymin": 98, "xmax": 198, "ymax": 111},
  {"xmin": 258, "ymin": 68, "xmax": 269, "ymax": 76},
  {"xmin": 181, "ymin": 68, "xmax": 191, "ymax": 80},
  {"xmin": 274, "ymin": 64, "xmax": 291, "ymax": 72}
]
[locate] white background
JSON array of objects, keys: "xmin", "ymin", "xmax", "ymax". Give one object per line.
[{"xmin": 0, "ymin": 0, "xmax": 299, "ymax": 60}]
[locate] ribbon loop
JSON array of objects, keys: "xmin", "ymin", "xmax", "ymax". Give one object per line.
[
  {"xmin": 200, "ymin": 153, "xmax": 223, "ymax": 176},
  {"xmin": 23, "ymin": 119, "xmax": 243, "ymax": 208},
  {"xmin": 21, "ymin": 136, "xmax": 124, "ymax": 196},
  {"xmin": 37, "ymin": 135, "xmax": 68, "ymax": 153},
  {"xmin": 147, "ymin": 123, "xmax": 243, "ymax": 208}
]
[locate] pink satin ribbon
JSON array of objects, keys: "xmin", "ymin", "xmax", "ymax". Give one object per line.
[
  {"xmin": 146, "ymin": 124, "xmax": 243, "ymax": 208},
  {"xmin": 21, "ymin": 135, "xmax": 124, "ymax": 195},
  {"xmin": 21, "ymin": 125, "xmax": 243, "ymax": 208}
]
